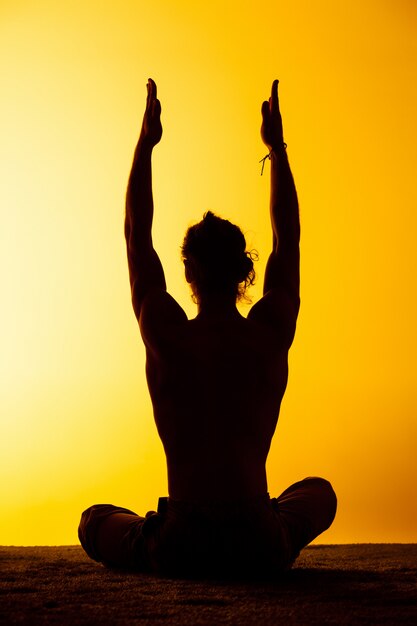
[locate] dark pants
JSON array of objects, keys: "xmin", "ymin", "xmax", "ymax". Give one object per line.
[{"xmin": 79, "ymin": 477, "xmax": 337, "ymax": 577}]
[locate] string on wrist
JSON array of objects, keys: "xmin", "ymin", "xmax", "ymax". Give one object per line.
[{"xmin": 259, "ymin": 143, "xmax": 287, "ymax": 175}]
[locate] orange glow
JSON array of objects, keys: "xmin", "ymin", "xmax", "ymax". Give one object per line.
[{"xmin": 1, "ymin": 0, "xmax": 416, "ymax": 544}]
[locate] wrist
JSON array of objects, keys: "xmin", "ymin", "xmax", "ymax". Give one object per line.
[
  {"xmin": 136, "ymin": 135, "xmax": 154, "ymax": 157},
  {"xmin": 269, "ymin": 142, "xmax": 287, "ymax": 154},
  {"xmin": 259, "ymin": 143, "xmax": 287, "ymax": 175}
]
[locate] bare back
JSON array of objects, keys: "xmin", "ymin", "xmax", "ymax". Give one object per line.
[{"xmin": 139, "ymin": 289, "xmax": 291, "ymax": 501}]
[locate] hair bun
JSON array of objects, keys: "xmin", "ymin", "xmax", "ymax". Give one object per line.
[{"xmin": 182, "ymin": 212, "xmax": 257, "ymax": 301}]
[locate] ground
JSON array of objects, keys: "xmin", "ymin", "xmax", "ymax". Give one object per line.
[{"xmin": 0, "ymin": 544, "xmax": 416, "ymax": 624}]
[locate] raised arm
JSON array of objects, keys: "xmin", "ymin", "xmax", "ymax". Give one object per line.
[
  {"xmin": 262, "ymin": 80, "xmax": 300, "ymax": 303},
  {"xmin": 125, "ymin": 78, "xmax": 166, "ymax": 319},
  {"xmin": 249, "ymin": 80, "xmax": 300, "ymax": 346}
]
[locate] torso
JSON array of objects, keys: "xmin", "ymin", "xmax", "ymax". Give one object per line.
[{"xmin": 140, "ymin": 293, "xmax": 290, "ymax": 501}]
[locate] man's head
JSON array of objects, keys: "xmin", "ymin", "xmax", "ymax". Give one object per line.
[{"xmin": 181, "ymin": 211, "xmax": 256, "ymax": 303}]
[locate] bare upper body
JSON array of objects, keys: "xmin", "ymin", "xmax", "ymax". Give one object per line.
[
  {"xmin": 125, "ymin": 79, "xmax": 300, "ymax": 502},
  {"xmin": 139, "ymin": 290, "xmax": 292, "ymax": 500}
]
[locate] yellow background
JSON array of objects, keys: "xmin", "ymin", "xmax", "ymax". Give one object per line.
[{"xmin": 1, "ymin": 0, "xmax": 416, "ymax": 545}]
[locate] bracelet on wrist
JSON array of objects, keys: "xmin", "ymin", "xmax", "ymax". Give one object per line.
[{"xmin": 259, "ymin": 143, "xmax": 287, "ymax": 175}]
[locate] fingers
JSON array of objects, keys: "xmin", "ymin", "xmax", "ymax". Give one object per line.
[
  {"xmin": 146, "ymin": 78, "xmax": 157, "ymax": 109},
  {"xmin": 262, "ymin": 80, "xmax": 279, "ymax": 116},
  {"xmin": 271, "ymin": 79, "xmax": 279, "ymax": 110},
  {"xmin": 153, "ymin": 98, "xmax": 161, "ymax": 117},
  {"xmin": 146, "ymin": 81, "xmax": 151, "ymax": 108},
  {"xmin": 148, "ymin": 78, "xmax": 157, "ymax": 99},
  {"xmin": 261, "ymin": 100, "xmax": 270, "ymax": 118}
]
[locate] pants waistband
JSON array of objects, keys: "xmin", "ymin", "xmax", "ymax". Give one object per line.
[{"xmin": 157, "ymin": 494, "xmax": 271, "ymax": 517}]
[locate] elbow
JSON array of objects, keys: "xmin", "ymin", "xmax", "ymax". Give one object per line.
[
  {"xmin": 295, "ymin": 293, "xmax": 301, "ymax": 316},
  {"xmin": 124, "ymin": 195, "xmax": 133, "ymax": 243},
  {"xmin": 124, "ymin": 217, "xmax": 131, "ymax": 244},
  {"xmin": 125, "ymin": 218, "xmax": 139, "ymax": 258}
]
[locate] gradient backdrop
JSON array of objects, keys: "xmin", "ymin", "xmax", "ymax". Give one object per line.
[{"xmin": 1, "ymin": 0, "xmax": 416, "ymax": 545}]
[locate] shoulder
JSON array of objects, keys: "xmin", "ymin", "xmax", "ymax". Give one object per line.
[
  {"xmin": 138, "ymin": 288, "xmax": 188, "ymax": 351},
  {"xmin": 247, "ymin": 288, "xmax": 300, "ymax": 349}
]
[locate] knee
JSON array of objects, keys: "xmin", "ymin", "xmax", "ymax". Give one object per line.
[
  {"xmin": 78, "ymin": 504, "xmax": 115, "ymax": 562},
  {"xmin": 78, "ymin": 506, "xmax": 98, "ymax": 560},
  {"xmin": 305, "ymin": 477, "xmax": 337, "ymax": 529}
]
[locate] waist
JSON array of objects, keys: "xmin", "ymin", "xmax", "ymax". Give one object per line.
[
  {"xmin": 166, "ymin": 459, "xmax": 268, "ymax": 502},
  {"xmin": 158, "ymin": 493, "xmax": 272, "ymax": 519}
]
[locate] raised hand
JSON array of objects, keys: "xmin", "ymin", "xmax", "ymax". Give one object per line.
[
  {"xmin": 261, "ymin": 79, "xmax": 284, "ymax": 152},
  {"xmin": 140, "ymin": 78, "xmax": 162, "ymax": 148}
]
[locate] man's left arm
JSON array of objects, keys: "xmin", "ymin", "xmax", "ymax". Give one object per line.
[{"xmin": 125, "ymin": 78, "xmax": 166, "ymax": 320}]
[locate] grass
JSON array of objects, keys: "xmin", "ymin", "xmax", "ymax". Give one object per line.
[{"xmin": 1, "ymin": 544, "xmax": 416, "ymax": 624}]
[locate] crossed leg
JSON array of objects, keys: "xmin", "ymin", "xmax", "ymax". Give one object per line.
[
  {"xmin": 79, "ymin": 477, "xmax": 336, "ymax": 572},
  {"xmin": 78, "ymin": 504, "xmax": 148, "ymax": 569},
  {"xmin": 271, "ymin": 476, "xmax": 337, "ymax": 561}
]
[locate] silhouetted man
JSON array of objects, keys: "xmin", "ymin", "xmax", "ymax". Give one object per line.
[{"xmin": 79, "ymin": 79, "xmax": 336, "ymax": 577}]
